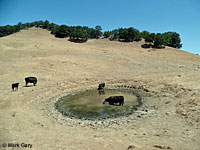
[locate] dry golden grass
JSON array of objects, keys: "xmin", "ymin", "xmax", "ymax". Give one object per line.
[{"xmin": 0, "ymin": 27, "xmax": 200, "ymax": 150}]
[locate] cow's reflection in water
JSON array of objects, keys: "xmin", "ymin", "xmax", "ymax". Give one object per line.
[{"xmin": 98, "ymin": 90, "xmax": 105, "ymax": 95}]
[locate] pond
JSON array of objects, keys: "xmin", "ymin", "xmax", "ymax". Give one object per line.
[{"xmin": 55, "ymin": 89, "xmax": 142, "ymax": 120}]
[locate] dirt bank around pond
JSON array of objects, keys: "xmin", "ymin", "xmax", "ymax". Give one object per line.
[{"xmin": 0, "ymin": 28, "xmax": 200, "ymax": 150}]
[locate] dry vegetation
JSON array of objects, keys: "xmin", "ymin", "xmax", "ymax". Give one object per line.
[{"xmin": 0, "ymin": 27, "xmax": 200, "ymax": 150}]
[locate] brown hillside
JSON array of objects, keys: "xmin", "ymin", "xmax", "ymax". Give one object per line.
[{"xmin": 0, "ymin": 27, "xmax": 200, "ymax": 150}]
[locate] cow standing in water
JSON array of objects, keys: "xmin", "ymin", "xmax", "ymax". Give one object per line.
[
  {"xmin": 12, "ymin": 83, "xmax": 19, "ymax": 91},
  {"xmin": 25, "ymin": 77, "xmax": 37, "ymax": 86},
  {"xmin": 98, "ymin": 83, "xmax": 105, "ymax": 90},
  {"xmin": 103, "ymin": 96, "xmax": 124, "ymax": 106}
]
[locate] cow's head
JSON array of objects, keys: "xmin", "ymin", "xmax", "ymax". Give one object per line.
[{"xmin": 102, "ymin": 97, "xmax": 109, "ymax": 104}]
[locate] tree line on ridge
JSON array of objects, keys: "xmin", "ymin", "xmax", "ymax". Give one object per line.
[{"xmin": 0, "ymin": 20, "xmax": 182, "ymax": 49}]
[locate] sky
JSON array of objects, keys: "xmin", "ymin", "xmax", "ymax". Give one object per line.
[{"xmin": 0, "ymin": 0, "xmax": 199, "ymax": 54}]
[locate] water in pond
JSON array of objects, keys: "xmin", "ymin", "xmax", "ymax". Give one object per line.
[{"xmin": 56, "ymin": 89, "xmax": 140, "ymax": 119}]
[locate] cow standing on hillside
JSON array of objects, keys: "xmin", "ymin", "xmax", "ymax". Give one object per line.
[
  {"xmin": 12, "ymin": 83, "xmax": 19, "ymax": 91},
  {"xmin": 25, "ymin": 77, "xmax": 37, "ymax": 86}
]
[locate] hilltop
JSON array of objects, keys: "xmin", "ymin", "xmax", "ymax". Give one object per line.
[
  {"xmin": 0, "ymin": 27, "xmax": 200, "ymax": 150},
  {"xmin": 0, "ymin": 20, "xmax": 182, "ymax": 48}
]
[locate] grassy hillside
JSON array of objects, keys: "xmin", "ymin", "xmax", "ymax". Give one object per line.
[{"xmin": 0, "ymin": 27, "xmax": 200, "ymax": 150}]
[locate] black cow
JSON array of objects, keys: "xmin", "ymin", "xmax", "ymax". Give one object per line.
[
  {"xmin": 103, "ymin": 96, "xmax": 124, "ymax": 106},
  {"xmin": 25, "ymin": 77, "xmax": 37, "ymax": 86},
  {"xmin": 12, "ymin": 83, "xmax": 19, "ymax": 91},
  {"xmin": 98, "ymin": 83, "xmax": 105, "ymax": 90}
]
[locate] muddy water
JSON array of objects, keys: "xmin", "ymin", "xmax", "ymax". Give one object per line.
[{"xmin": 56, "ymin": 89, "xmax": 141, "ymax": 119}]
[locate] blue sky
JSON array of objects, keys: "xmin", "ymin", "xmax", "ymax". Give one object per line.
[{"xmin": 0, "ymin": 0, "xmax": 199, "ymax": 54}]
